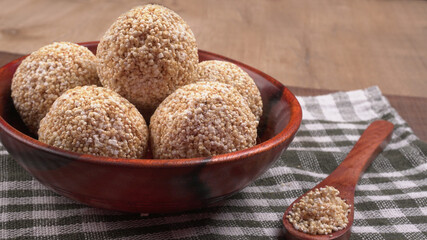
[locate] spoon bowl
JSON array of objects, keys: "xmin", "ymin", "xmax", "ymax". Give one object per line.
[{"xmin": 283, "ymin": 120, "xmax": 394, "ymax": 240}]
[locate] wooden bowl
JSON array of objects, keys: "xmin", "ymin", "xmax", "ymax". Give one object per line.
[{"xmin": 0, "ymin": 42, "xmax": 302, "ymax": 213}]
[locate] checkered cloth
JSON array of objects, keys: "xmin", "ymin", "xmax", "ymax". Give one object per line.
[{"xmin": 1, "ymin": 86, "xmax": 426, "ymax": 239}]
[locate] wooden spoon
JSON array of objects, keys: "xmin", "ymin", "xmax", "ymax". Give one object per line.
[{"xmin": 282, "ymin": 120, "xmax": 394, "ymax": 240}]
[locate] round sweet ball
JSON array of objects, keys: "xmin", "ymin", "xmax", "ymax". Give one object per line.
[
  {"xmin": 11, "ymin": 42, "xmax": 100, "ymax": 134},
  {"xmin": 197, "ymin": 60, "xmax": 263, "ymax": 122},
  {"xmin": 97, "ymin": 4, "xmax": 198, "ymax": 113},
  {"xmin": 38, "ymin": 86, "xmax": 149, "ymax": 159},
  {"xmin": 150, "ymin": 82, "xmax": 258, "ymax": 159}
]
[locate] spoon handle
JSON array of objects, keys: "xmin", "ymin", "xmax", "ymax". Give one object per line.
[{"xmin": 324, "ymin": 120, "xmax": 394, "ymax": 188}]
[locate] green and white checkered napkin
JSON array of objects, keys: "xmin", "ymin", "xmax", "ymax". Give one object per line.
[{"xmin": 1, "ymin": 86, "xmax": 426, "ymax": 239}]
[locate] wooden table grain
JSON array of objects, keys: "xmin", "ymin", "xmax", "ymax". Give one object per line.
[
  {"xmin": 1, "ymin": 0, "xmax": 426, "ymax": 98},
  {"xmin": 0, "ymin": 0, "xmax": 426, "ymax": 141}
]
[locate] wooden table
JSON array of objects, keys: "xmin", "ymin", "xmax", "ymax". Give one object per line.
[{"xmin": 0, "ymin": 0, "xmax": 426, "ymax": 141}]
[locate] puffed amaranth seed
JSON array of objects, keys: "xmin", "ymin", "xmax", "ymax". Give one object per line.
[
  {"xmin": 11, "ymin": 42, "xmax": 100, "ymax": 134},
  {"xmin": 150, "ymin": 82, "xmax": 258, "ymax": 159},
  {"xmin": 38, "ymin": 86, "xmax": 149, "ymax": 159},
  {"xmin": 97, "ymin": 4, "xmax": 199, "ymax": 114},
  {"xmin": 197, "ymin": 60, "xmax": 263, "ymax": 122},
  {"xmin": 286, "ymin": 186, "xmax": 350, "ymax": 235}
]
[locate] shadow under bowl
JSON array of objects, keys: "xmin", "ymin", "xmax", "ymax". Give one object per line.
[{"xmin": 0, "ymin": 42, "xmax": 302, "ymax": 213}]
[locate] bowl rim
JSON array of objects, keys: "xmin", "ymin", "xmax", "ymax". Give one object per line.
[{"xmin": 0, "ymin": 41, "xmax": 302, "ymax": 168}]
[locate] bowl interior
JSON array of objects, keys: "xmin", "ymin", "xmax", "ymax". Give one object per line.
[{"xmin": 0, "ymin": 42, "xmax": 298, "ymax": 161}]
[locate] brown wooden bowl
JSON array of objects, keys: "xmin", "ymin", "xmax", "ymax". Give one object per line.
[{"xmin": 0, "ymin": 42, "xmax": 302, "ymax": 213}]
